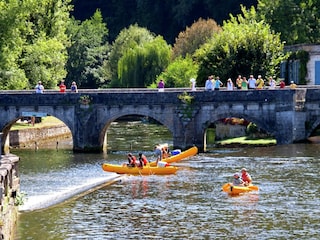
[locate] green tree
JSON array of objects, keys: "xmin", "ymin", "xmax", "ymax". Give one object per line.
[
  {"xmin": 20, "ymin": 0, "xmax": 71, "ymax": 89},
  {"xmin": 108, "ymin": 24, "xmax": 155, "ymax": 87},
  {"xmin": 172, "ymin": 18, "xmax": 221, "ymax": 59},
  {"xmin": 257, "ymin": 0, "xmax": 320, "ymax": 45},
  {"xmin": 156, "ymin": 55, "xmax": 199, "ymax": 88},
  {"xmin": 0, "ymin": 0, "xmax": 29, "ymax": 89},
  {"xmin": 195, "ymin": 6, "xmax": 287, "ymax": 86},
  {"xmin": 118, "ymin": 36, "xmax": 171, "ymax": 88},
  {"xmin": 0, "ymin": 0, "xmax": 71, "ymax": 89},
  {"xmin": 65, "ymin": 10, "xmax": 110, "ymax": 88}
]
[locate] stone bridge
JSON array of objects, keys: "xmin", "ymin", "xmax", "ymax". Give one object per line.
[{"xmin": 1, "ymin": 87, "xmax": 320, "ymax": 152}]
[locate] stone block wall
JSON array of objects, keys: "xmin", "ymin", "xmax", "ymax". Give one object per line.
[
  {"xmin": 9, "ymin": 124, "xmax": 71, "ymax": 148},
  {"xmin": 0, "ymin": 154, "xmax": 20, "ymax": 240}
]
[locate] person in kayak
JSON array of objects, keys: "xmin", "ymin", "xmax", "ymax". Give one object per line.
[
  {"xmin": 154, "ymin": 145, "xmax": 163, "ymax": 165},
  {"xmin": 138, "ymin": 153, "xmax": 149, "ymax": 168},
  {"xmin": 241, "ymin": 168, "xmax": 252, "ymax": 186},
  {"xmin": 127, "ymin": 153, "xmax": 137, "ymax": 167},
  {"xmin": 232, "ymin": 173, "xmax": 244, "ymax": 186}
]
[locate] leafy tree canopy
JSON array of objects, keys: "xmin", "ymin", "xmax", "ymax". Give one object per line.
[
  {"xmin": 65, "ymin": 10, "xmax": 110, "ymax": 88},
  {"xmin": 108, "ymin": 24, "xmax": 157, "ymax": 87},
  {"xmin": 195, "ymin": 6, "xmax": 287, "ymax": 86},
  {"xmin": 117, "ymin": 35, "xmax": 171, "ymax": 88},
  {"xmin": 172, "ymin": 18, "xmax": 221, "ymax": 59},
  {"xmin": 0, "ymin": 0, "xmax": 72, "ymax": 89},
  {"xmin": 156, "ymin": 55, "xmax": 199, "ymax": 88},
  {"xmin": 257, "ymin": 0, "xmax": 320, "ymax": 45}
]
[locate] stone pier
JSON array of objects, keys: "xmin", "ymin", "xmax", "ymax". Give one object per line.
[{"xmin": 0, "ymin": 154, "xmax": 20, "ymax": 240}]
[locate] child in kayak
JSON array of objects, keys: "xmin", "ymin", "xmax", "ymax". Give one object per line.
[
  {"xmin": 232, "ymin": 173, "xmax": 244, "ymax": 186},
  {"xmin": 241, "ymin": 168, "xmax": 252, "ymax": 186}
]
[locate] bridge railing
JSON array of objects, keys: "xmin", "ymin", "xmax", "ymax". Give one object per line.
[{"xmin": 0, "ymin": 85, "xmax": 319, "ymax": 94}]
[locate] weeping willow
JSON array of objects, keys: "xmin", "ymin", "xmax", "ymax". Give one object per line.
[{"xmin": 118, "ymin": 36, "xmax": 171, "ymax": 88}]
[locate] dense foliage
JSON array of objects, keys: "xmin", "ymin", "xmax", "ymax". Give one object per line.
[
  {"xmin": 1, "ymin": 0, "xmax": 319, "ymax": 90},
  {"xmin": 0, "ymin": 0, "xmax": 71, "ymax": 89},
  {"xmin": 65, "ymin": 10, "xmax": 110, "ymax": 88},
  {"xmin": 172, "ymin": 18, "xmax": 221, "ymax": 59},
  {"xmin": 71, "ymin": 0, "xmax": 258, "ymax": 44},
  {"xmin": 257, "ymin": 0, "xmax": 320, "ymax": 45},
  {"xmin": 195, "ymin": 6, "xmax": 287, "ymax": 85}
]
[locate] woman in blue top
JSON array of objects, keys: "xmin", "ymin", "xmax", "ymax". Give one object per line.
[{"xmin": 214, "ymin": 77, "xmax": 223, "ymax": 90}]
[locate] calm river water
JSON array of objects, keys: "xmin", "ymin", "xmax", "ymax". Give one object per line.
[{"xmin": 12, "ymin": 121, "xmax": 320, "ymax": 240}]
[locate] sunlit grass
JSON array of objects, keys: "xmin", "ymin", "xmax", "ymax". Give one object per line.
[
  {"xmin": 217, "ymin": 136, "xmax": 276, "ymax": 145},
  {"xmin": 11, "ymin": 116, "xmax": 64, "ymax": 130}
]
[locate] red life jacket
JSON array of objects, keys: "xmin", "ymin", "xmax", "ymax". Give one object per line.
[
  {"xmin": 128, "ymin": 155, "xmax": 136, "ymax": 165},
  {"xmin": 241, "ymin": 173, "xmax": 252, "ymax": 183},
  {"xmin": 141, "ymin": 155, "xmax": 148, "ymax": 165}
]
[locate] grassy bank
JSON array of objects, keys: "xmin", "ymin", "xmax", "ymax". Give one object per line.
[
  {"xmin": 11, "ymin": 116, "xmax": 64, "ymax": 130},
  {"xmin": 216, "ymin": 136, "xmax": 276, "ymax": 146}
]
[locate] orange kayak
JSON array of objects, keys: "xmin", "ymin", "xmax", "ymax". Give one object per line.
[
  {"xmin": 102, "ymin": 163, "xmax": 178, "ymax": 175},
  {"xmin": 149, "ymin": 146, "xmax": 198, "ymax": 166},
  {"xmin": 222, "ymin": 183, "xmax": 259, "ymax": 195}
]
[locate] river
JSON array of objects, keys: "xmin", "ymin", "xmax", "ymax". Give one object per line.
[{"xmin": 12, "ymin": 121, "xmax": 320, "ymax": 239}]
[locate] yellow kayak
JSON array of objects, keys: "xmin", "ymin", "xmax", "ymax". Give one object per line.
[
  {"xmin": 102, "ymin": 163, "xmax": 178, "ymax": 175},
  {"xmin": 222, "ymin": 183, "xmax": 259, "ymax": 195},
  {"xmin": 149, "ymin": 146, "xmax": 198, "ymax": 166}
]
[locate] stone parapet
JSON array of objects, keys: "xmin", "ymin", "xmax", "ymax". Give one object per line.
[{"xmin": 0, "ymin": 154, "xmax": 20, "ymax": 240}]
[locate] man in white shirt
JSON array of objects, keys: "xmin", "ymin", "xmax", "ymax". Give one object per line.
[{"xmin": 247, "ymin": 75, "xmax": 256, "ymax": 89}]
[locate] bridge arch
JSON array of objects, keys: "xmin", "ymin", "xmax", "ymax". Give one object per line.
[
  {"xmin": 1, "ymin": 89, "xmax": 317, "ymax": 152},
  {"xmin": 202, "ymin": 112, "xmax": 276, "ymax": 135},
  {"xmin": 96, "ymin": 107, "xmax": 176, "ymax": 151},
  {"xmin": 306, "ymin": 118, "xmax": 320, "ymax": 138},
  {"xmin": 0, "ymin": 109, "xmax": 74, "ymax": 152}
]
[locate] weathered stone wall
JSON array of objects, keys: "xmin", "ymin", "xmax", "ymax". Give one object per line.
[
  {"xmin": 215, "ymin": 123, "xmax": 246, "ymax": 140},
  {"xmin": 0, "ymin": 154, "xmax": 20, "ymax": 240},
  {"xmin": 1, "ymin": 88, "xmax": 320, "ymax": 151},
  {"xmin": 9, "ymin": 125, "xmax": 71, "ymax": 148}
]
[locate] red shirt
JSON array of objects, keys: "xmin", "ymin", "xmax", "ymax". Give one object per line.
[
  {"xmin": 280, "ymin": 81, "xmax": 285, "ymax": 89},
  {"xmin": 59, "ymin": 84, "xmax": 66, "ymax": 93},
  {"xmin": 241, "ymin": 172, "xmax": 252, "ymax": 183}
]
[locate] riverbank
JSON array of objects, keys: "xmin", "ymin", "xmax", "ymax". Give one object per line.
[
  {"xmin": 216, "ymin": 136, "xmax": 277, "ymax": 147},
  {"xmin": 9, "ymin": 117, "xmax": 72, "ymax": 149}
]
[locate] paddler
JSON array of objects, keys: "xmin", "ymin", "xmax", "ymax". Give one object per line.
[
  {"xmin": 127, "ymin": 153, "xmax": 137, "ymax": 167},
  {"xmin": 232, "ymin": 173, "xmax": 244, "ymax": 186},
  {"xmin": 240, "ymin": 168, "xmax": 252, "ymax": 186},
  {"xmin": 138, "ymin": 153, "xmax": 149, "ymax": 168},
  {"xmin": 154, "ymin": 145, "xmax": 163, "ymax": 165}
]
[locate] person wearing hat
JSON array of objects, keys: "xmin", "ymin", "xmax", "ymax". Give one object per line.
[
  {"xmin": 35, "ymin": 81, "xmax": 44, "ymax": 94},
  {"xmin": 232, "ymin": 173, "xmax": 244, "ymax": 186},
  {"xmin": 290, "ymin": 81, "xmax": 297, "ymax": 89},
  {"xmin": 70, "ymin": 81, "xmax": 78, "ymax": 93},
  {"xmin": 241, "ymin": 168, "xmax": 252, "ymax": 186}
]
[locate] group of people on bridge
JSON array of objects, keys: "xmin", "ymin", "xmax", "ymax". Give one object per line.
[
  {"xmin": 205, "ymin": 74, "xmax": 297, "ymax": 91},
  {"xmin": 35, "ymin": 81, "xmax": 78, "ymax": 94}
]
